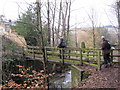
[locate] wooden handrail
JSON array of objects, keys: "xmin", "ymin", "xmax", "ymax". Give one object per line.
[{"xmin": 17, "ymin": 46, "xmax": 120, "ymax": 70}]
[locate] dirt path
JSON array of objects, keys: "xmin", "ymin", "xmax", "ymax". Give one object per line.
[{"xmin": 73, "ymin": 63, "xmax": 119, "ymax": 89}]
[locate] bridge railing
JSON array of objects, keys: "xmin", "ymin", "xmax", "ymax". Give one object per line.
[
  {"xmin": 24, "ymin": 46, "xmax": 43, "ymax": 59},
  {"xmin": 110, "ymin": 49, "xmax": 120, "ymax": 62},
  {"xmin": 23, "ymin": 46, "xmax": 101, "ymax": 70},
  {"xmin": 16, "ymin": 46, "xmax": 120, "ymax": 70},
  {"xmin": 81, "ymin": 48, "xmax": 101, "ymax": 70},
  {"xmin": 82, "ymin": 48, "xmax": 120, "ymax": 62},
  {"xmin": 45, "ymin": 47, "xmax": 83, "ymax": 65}
]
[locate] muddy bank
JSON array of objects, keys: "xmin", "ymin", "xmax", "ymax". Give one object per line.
[{"xmin": 72, "ymin": 63, "xmax": 119, "ymax": 89}]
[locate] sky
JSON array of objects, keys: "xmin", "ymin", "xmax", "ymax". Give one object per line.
[{"xmin": 0, "ymin": 0, "xmax": 117, "ymax": 27}]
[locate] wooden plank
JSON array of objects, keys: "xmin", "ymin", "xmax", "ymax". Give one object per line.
[
  {"xmin": 83, "ymin": 61, "xmax": 98, "ymax": 67},
  {"xmin": 71, "ymin": 65, "xmax": 84, "ymax": 71},
  {"xmin": 26, "ymin": 53, "xmax": 43, "ymax": 58},
  {"xmin": 112, "ymin": 49, "xmax": 120, "ymax": 50},
  {"xmin": 47, "ymin": 51, "xmax": 58, "ymax": 54},
  {"xmin": 97, "ymin": 51, "xmax": 101, "ymax": 70},
  {"xmin": 47, "ymin": 57, "xmax": 80, "ymax": 64},
  {"xmin": 24, "ymin": 49, "xmax": 43, "ymax": 53},
  {"xmin": 79, "ymin": 49, "xmax": 83, "ymax": 65},
  {"xmin": 112, "ymin": 55, "xmax": 120, "ymax": 57},
  {"xmin": 64, "ymin": 53, "xmax": 80, "ymax": 57},
  {"xmin": 16, "ymin": 46, "xmax": 120, "ymax": 71}
]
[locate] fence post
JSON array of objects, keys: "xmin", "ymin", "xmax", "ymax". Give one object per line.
[
  {"xmin": 44, "ymin": 47, "xmax": 47, "ymax": 61},
  {"xmin": 69, "ymin": 49, "xmax": 71, "ymax": 59},
  {"xmin": 97, "ymin": 50, "xmax": 101, "ymax": 70},
  {"xmin": 111, "ymin": 49, "xmax": 113, "ymax": 63},
  {"xmin": 62, "ymin": 48, "xmax": 64, "ymax": 65},
  {"xmin": 87, "ymin": 51, "xmax": 89, "ymax": 61},
  {"xmin": 71, "ymin": 65, "xmax": 84, "ymax": 87},
  {"xmin": 22, "ymin": 47, "xmax": 25, "ymax": 58},
  {"xmin": 80, "ymin": 49, "xmax": 83, "ymax": 65},
  {"xmin": 32, "ymin": 48, "xmax": 34, "ymax": 59},
  {"xmin": 33, "ymin": 48, "xmax": 35, "ymax": 59}
]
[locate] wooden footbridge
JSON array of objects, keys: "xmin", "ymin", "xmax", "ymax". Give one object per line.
[{"xmin": 15, "ymin": 46, "xmax": 120, "ymax": 70}]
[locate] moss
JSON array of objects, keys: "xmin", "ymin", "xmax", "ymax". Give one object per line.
[{"xmin": 82, "ymin": 71, "xmax": 90, "ymax": 80}]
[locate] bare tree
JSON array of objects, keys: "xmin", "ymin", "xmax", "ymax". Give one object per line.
[
  {"xmin": 47, "ymin": 0, "xmax": 51, "ymax": 46},
  {"xmin": 51, "ymin": 0, "xmax": 57, "ymax": 47},
  {"xmin": 66, "ymin": 0, "xmax": 71, "ymax": 46},
  {"xmin": 57, "ymin": 0, "xmax": 62, "ymax": 38},
  {"xmin": 116, "ymin": 0, "xmax": 120, "ymax": 58},
  {"xmin": 87, "ymin": 9, "xmax": 97, "ymax": 48},
  {"xmin": 62, "ymin": 1, "xmax": 68, "ymax": 38},
  {"xmin": 116, "ymin": 1, "xmax": 120, "ymax": 50},
  {"xmin": 60, "ymin": 0, "xmax": 72, "ymax": 46},
  {"xmin": 38, "ymin": 0, "xmax": 72, "ymax": 47},
  {"xmin": 36, "ymin": 0, "xmax": 49, "ymax": 88}
]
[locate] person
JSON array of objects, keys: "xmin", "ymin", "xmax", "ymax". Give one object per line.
[
  {"xmin": 101, "ymin": 36, "xmax": 112, "ymax": 68},
  {"xmin": 58, "ymin": 38, "xmax": 66, "ymax": 59}
]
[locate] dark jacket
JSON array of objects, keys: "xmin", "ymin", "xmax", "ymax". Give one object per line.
[
  {"xmin": 58, "ymin": 38, "xmax": 66, "ymax": 48},
  {"xmin": 102, "ymin": 40, "xmax": 111, "ymax": 54}
]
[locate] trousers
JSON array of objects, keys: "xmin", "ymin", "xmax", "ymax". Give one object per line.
[{"xmin": 103, "ymin": 53, "xmax": 111, "ymax": 64}]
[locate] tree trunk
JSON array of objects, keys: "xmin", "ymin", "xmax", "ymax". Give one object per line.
[
  {"xmin": 62, "ymin": 2, "xmax": 68, "ymax": 39},
  {"xmin": 36, "ymin": 0, "xmax": 49, "ymax": 88},
  {"xmin": 57, "ymin": 0, "xmax": 62, "ymax": 45},
  {"xmin": 117, "ymin": 1, "xmax": 120, "ymax": 55},
  {"xmin": 93, "ymin": 25, "xmax": 95, "ymax": 48},
  {"xmin": 47, "ymin": 0, "xmax": 51, "ymax": 46},
  {"xmin": 51, "ymin": 0, "xmax": 57, "ymax": 47},
  {"xmin": 88, "ymin": 9, "xmax": 96, "ymax": 48},
  {"xmin": 66, "ymin": 0, "xmax": 71, "ymax": 46}
]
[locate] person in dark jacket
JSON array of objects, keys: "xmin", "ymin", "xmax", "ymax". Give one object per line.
[
  {"xmin": 58, "ymin": 38, "xmax": 66, "ymax": 59},
  {"xmin": 58, "ymin": 38, "xmax": 66, "ymax": 48},
  {"xmin": 101, "ymin": 36, "xmax": 112, "ymax": 67}
]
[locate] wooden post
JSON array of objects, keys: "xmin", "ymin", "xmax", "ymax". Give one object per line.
[
  {"xmin": 87, "ymin": 51, "xmax": 89, "ymax": 62},
  {"xmin": 71, "ymin": 65, "xmax": 84, "ymax": 87},
  {"xmin": 69, "ymin": 49, "xmax": 71, "ymax": 59},
  {"xmin": 111, "ymin": 49, "xmax": 113, "ymax": 63},
  {"xmin": 80, "ymin": 49, "xmax": 83, "ymax": 65},
  {"xmin": 33, "ymin": 48, "xmax": 35, "ymax": 59},
  {"xmin": 62, "ymin": 48, "xmax": 64, "ymax": 65},
  {"xmin": 44, "ymin": 47, "xmax": 47, "ymax": 61},
  {"xmin": 32, "ymin": 48, "xmax": 34, "ymax": 59},
  {"xmin": 97, "ymin": 51, "xmax": 101, "ymax": 70},
  {"xmin": 22, "ymin": 47, "xmax": 25, "ymax": 59}
]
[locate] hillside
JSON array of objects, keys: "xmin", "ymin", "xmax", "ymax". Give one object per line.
[
  {"xmin": 1, "ymin": 32, "xmax": 27, "ymax": 47},
  {"xmin": 72, "ymin": 63, "xmax": 119, "ymax": 89}
]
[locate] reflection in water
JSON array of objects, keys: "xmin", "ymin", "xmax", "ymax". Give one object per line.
[
  {"xmin": 49, "ymin": 66, "xmax": 87, "ymax": 89},
  {"xmin": 49, "ymin": 71, "xmax": 71, "ymax": 89}
]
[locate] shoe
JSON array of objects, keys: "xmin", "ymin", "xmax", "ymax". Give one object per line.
[
  {"xmin": 104, "ymin": 64, "xmax": 109, "ymax": 68},
  {"xmin": 109, "ymin": 63, "xmax": 112, "ymax": 67}
]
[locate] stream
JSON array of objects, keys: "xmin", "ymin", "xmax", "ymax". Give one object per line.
[
  {"xmin": 3, "ymin": 58, "xmax": 86, "ymax": 89},
  {"xmin": 49, "ymin": 70, "xmax": 72, "ymax": 89}
]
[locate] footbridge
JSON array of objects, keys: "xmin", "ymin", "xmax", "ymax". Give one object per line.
[{"xmin": 14, "ymin": 46, "xmax": 120, "ymax": 70}]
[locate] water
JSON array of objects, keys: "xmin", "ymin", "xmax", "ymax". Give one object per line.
[{"xmin": 49, "ymin": 70, "xmax": 71, "ymax": 89}]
